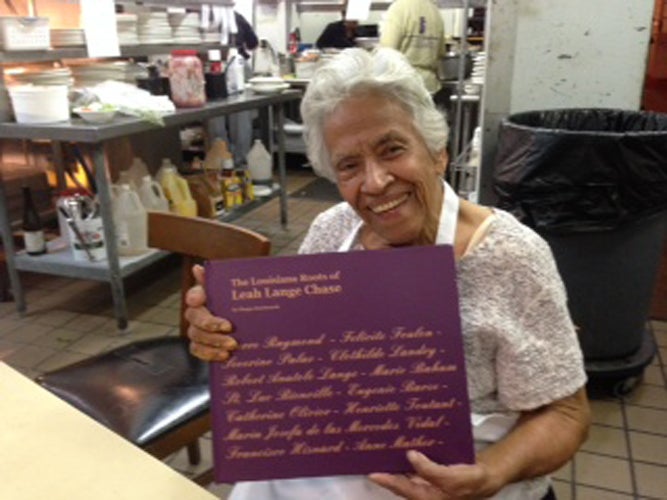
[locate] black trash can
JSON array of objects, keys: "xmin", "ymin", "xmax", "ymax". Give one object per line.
[{"xmin": 493, "ymin": 108, "xmax": 667, "ymax": 397}]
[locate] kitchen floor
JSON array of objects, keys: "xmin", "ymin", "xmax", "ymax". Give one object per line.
[{"xmin": 0, "ymin": 165, "xmax": 665, "ymax": 499}]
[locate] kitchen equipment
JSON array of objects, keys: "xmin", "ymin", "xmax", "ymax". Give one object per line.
[
  {"xmin": 57, "ymin": 193, "xmax": 105, "ymax": 262},
  {"xmin": 58, "ymin": 206, "xmax": 95, "ymax": 261},
  {"xmin": 437, "ymin": 52, "xmax": 472, "ymax": 81}
]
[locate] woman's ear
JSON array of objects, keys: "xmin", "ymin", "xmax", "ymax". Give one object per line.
[{"xmin": 434, "ymin": 149, "xmax": 449, "ymax": 176}]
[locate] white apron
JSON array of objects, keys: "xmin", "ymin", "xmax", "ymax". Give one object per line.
[{"xmin": 229, "ymin": 182, "xmax": 542, "ymax": 500}]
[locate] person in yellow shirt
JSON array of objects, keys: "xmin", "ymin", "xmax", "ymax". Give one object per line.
[{"xmin": 379, "ymin": 0, "xmax": 446, "ymax": 95}]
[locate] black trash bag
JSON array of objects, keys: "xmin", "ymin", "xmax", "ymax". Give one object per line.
[{"xmin": 493, "ymin": 108, "xmax": 667, "ymax": 232}]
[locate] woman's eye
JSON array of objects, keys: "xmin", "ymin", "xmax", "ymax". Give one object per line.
[
  {"xmin": 384, "ymin": 145, "xmax": 405, "ymax": 158},
  {"xmin": 337, "ymin": 162, "xmax": 357, "ymax": 172}
]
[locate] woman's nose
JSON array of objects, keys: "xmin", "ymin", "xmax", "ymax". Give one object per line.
[{"xmin": 361, "ymin": 160, "xmax": 392, "ymax": 193}]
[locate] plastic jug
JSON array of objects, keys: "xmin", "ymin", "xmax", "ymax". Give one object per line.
[
  {"xmin": 112, "ymin": 184, "xmax": 149, "ymax": 256},
  {"xmin": 157, "ymin": 159, "xmax": 198, "ymax": 217},
  {"xmin": 117, "ymin": 170, "xmax": 138, "ymax": 191},
  {"xmin": 137, "ymin": 175, "xmax": 170, "ymax": 212},
  {"xmin": 127, "ymin": 157, "xmax": 150, "ymax": 188},
  {"xmin": 204, "ymin": 138, "xmax": 234, "ymax": 171},
  {"xmin": 246, "ymin": 139, "xmax": 272, "ymax": 183}
]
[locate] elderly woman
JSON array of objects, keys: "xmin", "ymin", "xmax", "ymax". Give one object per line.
[{"xmin": 185, "ymin": 48, "xmax": 590, "ymax": 500}]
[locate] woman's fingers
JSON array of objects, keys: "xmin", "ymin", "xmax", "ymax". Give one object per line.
[
  {"xmin": 407, "ymin": 451, "xmax": 451, "ymax": 482},
  {"xmin": 188, "ymin": 339, "xmax": 233, "ymax": 362},
  {"xmin": 368, "ymin": 472, "xmax": 443, "ymax": 500},
  {"xmin": 184, "ymin": 302, "xmax": 233, "ymax": 332},
  {"xmin": 192, "ymin": 264, "xmax": 205, "ymax": 286}
]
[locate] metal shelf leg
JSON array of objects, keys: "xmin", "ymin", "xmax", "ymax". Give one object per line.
[{"xmin": 90, "ymin": 144, "xmax": 128, "ymax": 331}]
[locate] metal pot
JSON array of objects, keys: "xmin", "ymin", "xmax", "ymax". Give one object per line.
[{"xmin": 437, "ymin": 52, "xmax": 472, "ymax": 81}]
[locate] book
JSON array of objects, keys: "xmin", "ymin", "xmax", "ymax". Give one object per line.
[{"xmin": 206, "ymin": 245, "xmax": 474, "ymax": 483}]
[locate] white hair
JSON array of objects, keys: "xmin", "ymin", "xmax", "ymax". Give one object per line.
[{"xmin": 300, "ymin": 47, "xmax": 449, "ymax": 181}]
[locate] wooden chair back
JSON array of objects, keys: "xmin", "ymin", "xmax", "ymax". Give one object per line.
[{"xmin": 147, "ymin": 211, "xmax": 271, "ymax": 336}]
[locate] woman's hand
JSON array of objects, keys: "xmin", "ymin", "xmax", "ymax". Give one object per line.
[
  {"xmin": 184, "ymin": 264, "xmax": 239, "ymax": 362},
  {"xmin": 370, "ymin": 388, "xmax": 590, "ymax": 499},
  {"xmin": 369, "ymin": 451, "xmax": 500, "ymax": 500}
]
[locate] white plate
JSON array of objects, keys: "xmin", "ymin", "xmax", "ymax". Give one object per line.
[
  {"xmin": 248, "ymin": 83, "xmax": 290, "ymax": 95},
  {"xmin": 74, "ymin": 107, "xmax": 118, "ymax": 124},
  {"xmin": 253, "ymin": 185, "xmax": 273, "ymax": 197}
]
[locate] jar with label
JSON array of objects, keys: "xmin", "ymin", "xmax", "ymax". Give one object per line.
[{"xmin": 168, "ymin": 50, "xmax": 206, "ymax": 108}]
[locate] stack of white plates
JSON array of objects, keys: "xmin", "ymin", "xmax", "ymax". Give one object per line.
[
  {"xmin": 4, "ymin": 66, "xmax": 74, "ymax": 87},
  {"xmin": 69, "ymin": 61, "xmax": 147, "ymax": 88},
  {"xmin": 202, "ymin": 31, "xmax": 220, "ymax": 44},
  {"xmin": 50, "ymin": 29, "xmax": 86, "ymax": 48},
  {"xmin": 169, "ymin": 12, "xmax": 201, "ymax": 44},
  {"xmin": 470, "ymin": 51, "xmax": 486, "ymax": 85},
  {"xmin": 117, "ymin": 14, "xmax": 140, "ymax": 46},
  {"xmin": 137, "ymin": 11, "xmax": 174, "ymax": 45}
]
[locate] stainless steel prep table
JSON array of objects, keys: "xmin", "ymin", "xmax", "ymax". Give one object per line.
[{"xmin": 0, "ymin": 89, "xmax": 302, "ymax": 330}]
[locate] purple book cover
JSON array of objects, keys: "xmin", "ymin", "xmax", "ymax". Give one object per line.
[{"xmin": 206, "ymin": 245, "xmax": 474, "ymax": 483}]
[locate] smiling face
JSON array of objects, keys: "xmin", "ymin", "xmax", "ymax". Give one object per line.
[{"xmin": 324, "ymin": 92, "xmax": 447, "ymax": 247}]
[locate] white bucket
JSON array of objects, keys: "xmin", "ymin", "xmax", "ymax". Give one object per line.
[{"xmin": 8, "ymin": 85, "xmax": 70, "ymax": 124}]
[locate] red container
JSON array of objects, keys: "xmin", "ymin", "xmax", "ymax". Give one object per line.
[{"xmin": 168, "ymin": 50, "xmax": 206, "ymax": 108}]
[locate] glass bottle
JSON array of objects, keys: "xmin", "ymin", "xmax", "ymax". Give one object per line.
[{"xmin": 22, "ymin": 186, "xmax": 46, "ymax": 255}]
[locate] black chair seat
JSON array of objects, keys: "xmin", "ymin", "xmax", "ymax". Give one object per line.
[{"xmin": 37, "ymin": 337, "xmax": 210, "ymax": 446}]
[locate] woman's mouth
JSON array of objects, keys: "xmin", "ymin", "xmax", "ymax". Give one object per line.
[{"xmin": 370, "ymin": 193, "xmax": 410, "ymax": 214}]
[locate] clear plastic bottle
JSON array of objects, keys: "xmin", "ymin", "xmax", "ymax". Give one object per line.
[
  {"xmin": 225, "ymin": 47, "xmax": 245, "ymax": 95},
  {"xmin": 168, "ymin": 50, "xmax": 206, "ymax": 108},
  {"xmin": 112, "ymin": 184, "xmax": 149, "ymax": 256}
]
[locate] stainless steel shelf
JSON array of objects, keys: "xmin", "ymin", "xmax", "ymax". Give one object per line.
[
  {"xmin": 0, "ymin": 90, "xmax": 302, "ymax": 143},
  {"xmin": 0, "ymin": 43, "xmax": 227, "ymax": 64},
  {"xmin": 14, "ymin": 239, "xmax": 169, "ymax": 281}
]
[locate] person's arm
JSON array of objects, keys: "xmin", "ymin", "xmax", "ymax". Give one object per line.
[
  {"xmin": 369, "ymin": 388, "xmax": 591, "ymax": 499},
  {"xmin": 185, "ymin": 265, "xmax": 239, "ymax": 361}
]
